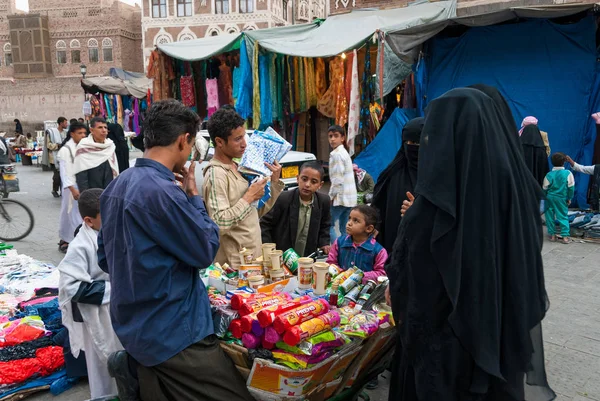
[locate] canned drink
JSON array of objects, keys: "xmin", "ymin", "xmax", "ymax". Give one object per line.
[
  {"xmin": 357, "ymin": 280, "xmax": 376, "ymax": 304},
  {"xmin": 344, "ymin": 285, "xmax": 362, "ymax": 303},
  {"xmin": 283, "ymin": 248, "xmax": 300, "ymax": 274},
  {"xmin": 377, "ymin": 276, "xmax": 389, "ymax": 284},
  {"xmin": 330, "ymin": 267, "xmax": 355, "ymax": 288},
  {"xmin": 328, "ymin": 264, "xmax": 342, "ymax": 278},
  {"xmin": 340, "ymin": 271, "xmax": 364, "ymax": 295}
]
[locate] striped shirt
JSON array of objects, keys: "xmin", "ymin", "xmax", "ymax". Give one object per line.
[
  {"xmin": 329, "ymin": 146, "xmax": 357, "ymax": 207},
  {"xmin": 203, "ymin": 159, "xmax": 284, "ymax": 270}
]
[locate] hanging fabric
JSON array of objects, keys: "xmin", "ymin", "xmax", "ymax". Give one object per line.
[
  {"xmin": 298, "ymin": 57, "xmax": 307, "ymax": 112},
  {"xmin": 305, "ymin": 58, "xmax": 318, "ymax": 108},
  {"xmin": 218, "ymin": 57, "xmax": 234, "ymax": 106},
  {"xmin": 192, "ymin": 61, "xmax": 207, "ymax": 119},
  {"xmin": 317, "ymin": 57, "xmax": 343, "ymax": 119},
  {"xmin": 259, "ymin": 53, "xmax": 272, "ymax": 126},
  {"xmin": 335, "ymin": 57, "xmax": 348, "ymax": 127},
  {"xmin": 287, "ymin": 57, "xmax": 295, "ymax": 114},
  {"xmin": 232, "ymin": 66, "xmax": 241, "ymax": 105},
  {"xmin": 104, "ymin": 94, "xmax": 113, "ymax": 121},
  {"xmin": 345, "ymin": 52, "xmax": 353, "ymax": 103},
  {"xmin": 133, "ymin": 99, "xmax": 140, "ymax": 135},
  {"xmin": 206, "ymin": 78, "xmax": 220, "ymax": 117},
  {"xmin": 276, "ymin": 55, "xmax": 285, "ymax": 122},
  {"xmin": 180, "ymin": 76, "xmax": 196, "ymax": 107},
  {"xmin": 347, "ymin": 49, "xmax": 360, "ymax": 156},
  {"xmin": 282, "ymin": 56, "xmax": 291, "ymax": 122},
  {"xmin": 235, "ymin": 38, "xmax": 253, "ymax": 120},
  {"xmin": 117, "ymin": 95, "xmax": 124, "ymax": 126},
  {"xmin": 360, "ymin": 43, "xmax": 375, "ymax": 142},
  {"xmin": 293, "ymin": 58, "xmax": 301, "ymax": 113},
  {"xmin": 99, "ymin": 95, "xmax": 106, "ymax": 118},
  {"xmin": 252, "ymin": 42, "xmax": 261, "ymax": 129},
  {"xmin": 316, "ymin": 58, "xmax": 326, "ymax": 100},
  {"xmin": 124, "ymin": 109, "xmax": 132, "ymax": 132},
  {"xmin": 269, "ymin": 54, "xmax": 279, "ymax": 122}
]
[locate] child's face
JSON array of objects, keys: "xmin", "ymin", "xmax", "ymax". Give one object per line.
[
  {"xmin": 328, "ymin": 131, "xmax": 345, "ymax": 150},
  {"xmin": 84, "ymin": 213, "xmax": 102, "ymax": 231},
  {"xmin": 297, "ymin": 168, "xmax": 323, "ymax": 199},
  {"xmin": 346, "ymin": 210, "xmax": 374, "ymax": 238}
]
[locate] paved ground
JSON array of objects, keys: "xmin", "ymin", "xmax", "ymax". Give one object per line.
[{"xmin": 9, "ymin": 159, "xmax": 600, "ymax": 401}]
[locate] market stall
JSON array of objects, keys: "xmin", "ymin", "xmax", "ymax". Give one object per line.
[
  {"xmin": 149, "ymin": 1, "xmax": 455, "ymax": 160},
  {"xmin": 81, "ymin": 68, "xmax": 152, "ymax": 135},
  {"xmin": 202, "ymin": 238, "xmax": 394, "ymax": 400},
  {"xmin": 0, "ymin": 247, "xmax": 74, "ymax": 400}
]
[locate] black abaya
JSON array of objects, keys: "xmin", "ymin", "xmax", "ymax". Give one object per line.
[
  {"xmin": 387, "ymin": 88, "xmax": 554, "ymax": 401},
  {"xmin": 372, "ymin": 118, "xmax": 424, "ymax": 252},
  {"xmin": 520, "ymin": 125, "xmax": 549, "ymax": 187}
]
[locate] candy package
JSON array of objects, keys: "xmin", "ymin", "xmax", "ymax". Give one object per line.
[
  {"xmin": 340, "ymin": 312, "xmax": 380, "ymax": 339},
  {"xmin": 272, "ymin": 350, "xmax": 333, "ymax": 369},
  {"xmin": 239, "ymin": 128, "xmax": 291, "ymax": 177},
  {"xmin": 213, "ymin": 307, "xmax": 239, "ymax": 338}
]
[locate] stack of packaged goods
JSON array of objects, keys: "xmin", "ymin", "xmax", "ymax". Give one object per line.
[{"xmin": 206, "ymin": 251, "xmax": 395, "ymax": 399}]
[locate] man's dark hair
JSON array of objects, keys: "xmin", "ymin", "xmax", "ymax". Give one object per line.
[
  {"xmin": 14, "ymin": 119, "xmax": 19, "ymax": 123},
  {"xmin": 352, "ymin": 205, "xmax": 379, "ymax": 228},
  {"xmin": 69, "ymin": 118, "xmax": 78, "ymax": 125},
  {"xmin": 78, "ymin": 118, "xmax": 84, "ymax": 122},
  {"xmin": 328, "ymin": 125, "xmax": 345, "ymax": 136},
  {"xmin": 551, "ymin": 152, "xmax": 567, "ymax": 167},
  {"xmin": 57, "ymin": 117, "xmax": 67, "ymax": 125},
  {"xmin": 207, "ymin": 107, "xmax": 245, "ymax": 144},
  {"xmin": 26, "ymin": 133, "xmax": 31, "ymax": 139},
  {"xmin": 299, "ymin": 161, "xmax": 325, "ymax": 180},
  {"xmin": 79, "ymin": 188, "xmax": 103, "ymax": 219},
  {"xmin": 90, "ymin": 117, "xmax": 107, "ymax": 128},
  {"xmin": 68, "ymin": 122, "xmax": 88, "ymax": 135},
  {"xmin": 143, "ymin": 99, "xmax": 200, "ymax": 149}
]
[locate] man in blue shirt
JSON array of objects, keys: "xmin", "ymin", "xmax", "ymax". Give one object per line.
[{"xmin": 98, "ymin": 100, "xmax": 253, "ymax": 401}]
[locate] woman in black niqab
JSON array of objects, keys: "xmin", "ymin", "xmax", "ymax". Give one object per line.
[
  {"xmin": 521, "ymin": 124, "xmax": 550, "ymax": 187},
  {"xmin": 387, "ymin": 88, "xmax": 554, "ymax": 401},
  {"xmin": 372, "ymin": 117, "xmax": 424, "ymax": 252}
]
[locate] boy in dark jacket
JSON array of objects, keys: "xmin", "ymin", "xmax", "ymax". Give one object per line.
[{"xmin": 260, "ymin": 161, "xmax": 331, "ymax": 256}]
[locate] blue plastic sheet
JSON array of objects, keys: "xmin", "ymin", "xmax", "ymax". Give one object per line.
[
  {"xmin": 354, "ymin": 108, "xmax": 418, "ymax": 182},
  {"xmin": 418, "ymin": 16, "xmax": 600, "ymax": 207}
]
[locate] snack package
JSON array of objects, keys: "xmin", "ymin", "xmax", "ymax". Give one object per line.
[
  {"xmin": 264, "ymin": 326, "xmax": 283, "ymax": 344},
  {"xmin": 283, "ymin": 311, "xmax": 341, "ymax": 346},
  {"xmin": 242, "ymin": 332, "xmax": 261, "ymax": 349},
  {"xmin": 239, "ymin": 293, "xmax": 292, "ymax": 316},
  {"xmin": 272, "ymin": 299, "xmax": 330, "ymax": 334},
  {"xmin": 229, "ymin": 319, "xmax": 244, "ymax": 339},
  {"xmin": 272, "ymin": 350, "xmax": 333, "ymax": 369},
  {"xmin": 252, "ymin": 320, "xmax": 264, "ymax": 337},
  {"xmin": 257, "ymin": 295, "xmax": 312, "ymax": 328},
  {"xmin": 340, "ymin": 312, "xmax": 380, "ymax": 339},
  {"xmin": 230, "ymin": 292, "xmax": 268, "ymax": 310},
  {"xmin": 275, "ymin": 331, "xmax": 347, "ymax": 356},
  {"xmin": 239, "ymin": 128, "xmax": 292, "ymax": 176}
]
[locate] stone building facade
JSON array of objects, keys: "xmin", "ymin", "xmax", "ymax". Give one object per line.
[
  {"xmin": 141, "ymin": 0, "xmax": 327, "ymax": 68},
  {"xmin": 0, "ymin": 0, "xmax": 143, "ymax": 133}
]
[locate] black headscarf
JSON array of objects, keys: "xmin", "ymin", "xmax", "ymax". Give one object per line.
[
  {"xmin": 392, "ymin": 88, "xmax": 553, "ymax": 399},
  {"xmin": 520, "ymin": 125, "xmax": 550, "ymax": 187},
  {"xmin": 372, "ymin": 117, "xmax": 424, "ymax": 252}
]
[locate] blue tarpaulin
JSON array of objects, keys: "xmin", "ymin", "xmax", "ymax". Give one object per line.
[
  {"xmin": 354, "ymin": 108, "xmax": 418, "ymax": 182},
  {"xmin": 418, "ymin": 16, "xmax": 600, "ymax": 207}
]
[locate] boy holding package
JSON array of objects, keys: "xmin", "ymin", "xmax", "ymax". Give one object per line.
[{"xmin": 58, "ymin": 188, "xmax": 123, "ymax": 399}]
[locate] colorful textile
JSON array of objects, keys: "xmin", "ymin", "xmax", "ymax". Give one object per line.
[
  {"xmin": 206, "ymin": 78, "xmax": 220, "ymax": 117},
  {"xmin": 316, "ymin": 58, "xmax": 327, "ymax": 100},
  {"xmin": 276, "ymin": 55, "xmax": 285, "ymax": 122},
  {"xmin": 345, "ymin": 52, "xmax": 353, "ymax": 103},
  {"xmin": 180, "ymin": 76, "xmax": 196, "ymax": 107},
  {"xmin": 232, "ymin": 67, "xmax": 241, "ymax": 104},
  {"xmin": 318, "ymin": 58, "xmax": 345, "ymax": 119},
  {"xmin": 259, "ymin": 54, "xmax": 272, "ymax": 126},
  {"xmin": 270, "ymin": 55, "xmax": 278, "ymax": 122},
  {"xmin": 99, "ymin": 95, "xmax": 106, "ymax": 118},
  {"xmin": 360, "ymin": 43, "xmax": 375, "ymax": 140},
  {"xmin": 305, "ymin": 58, "xmax": 318, "ymax": 108},
  {"xmin": 347, "ymin": 49, "xmax": 360, "ymax": 156},
  {"xmin": 90, "ymin": 95, "xmax": 101, "ymax": 117},
  {"xmin": 252, "ymin": 42, "xmax": 261, "ymax": 128},
  {"xmin": 0, "ymin": 346, "xmax": 64, "ymax": 385},
  {"xmin": 293, "ymin": 57, "xmax": 301, "ymax": 113},
  {"xmin": 133, "ymin": 99, "xmax": 140, "ymax": 134},
  {"xmin": 287, "ymin": 57, "xmax": 295, "ymax": 113},
  {"xmin": 336, "ymin": 58, "xmax": 348, "ymax": 127},
  {"xmin": 235, "ymin": 39, "xmax": 253, "ymax": 119},
  {"xmin": 519, "ymin": 116, "xmax": 538, "ymax": 135},
  {"xmin": 298, "ymin": 57, "xmax": 307, "ymax": 112},
  {"xmin": 218, "ymin": 61, "xmax": 234, "ymax": 106}
]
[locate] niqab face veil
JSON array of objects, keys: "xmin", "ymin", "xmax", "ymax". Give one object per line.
[
  {"xmin": 413, "ymin": 88, "xmax": 553, "ymax": 399},
  {"xmin": 372, "ymin": 117, "xmax": 424, "ymax": 251}
]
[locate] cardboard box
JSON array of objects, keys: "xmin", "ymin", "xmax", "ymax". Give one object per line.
[
  {"xmin": 320, "ymin": 340, "xmax": 363, "ymax": 384},
  {"xmin": 247, "ymin": 356, "xmax": 337, "ymax": 396},
  {"xmin": 247, "ymin": 386, "xmax": 304, "ymax": 401},
  {"xmin": 337, "ymin": 325, "xmax": 396, "ymax": 391},
  {"xmin": 257, "ymin": 277, "xmax": 298, "ymax": 294},
  {"xmin": 220, "ymin": 342, "xmax": 251, "ymax": 369}
]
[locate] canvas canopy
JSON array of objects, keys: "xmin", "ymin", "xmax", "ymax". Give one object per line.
[
  {"xmin": 384, "ymin": 3, "xmax": 599, "ymax": 60},
  {"xmin": 81, "ymin": 69, "xmax": 152, "ymax": 99},
  {"xmin": 157, "ymin": 32, "xmax": 243, "ymax": 61}
]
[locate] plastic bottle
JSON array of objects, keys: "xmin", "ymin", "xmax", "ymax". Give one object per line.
[{"xmin": 329, "ymin": 282, "xmax": 339, "ymax": 307}]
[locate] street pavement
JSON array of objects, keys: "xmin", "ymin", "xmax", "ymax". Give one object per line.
[{"xmin": 10, "ymin": 159, "xmax": 600, "ymax": 401}]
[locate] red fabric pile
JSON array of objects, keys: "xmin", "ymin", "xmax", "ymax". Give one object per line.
[{"xmin": 0, "ymin": 346, "xmax": 64, "ymax": 385}]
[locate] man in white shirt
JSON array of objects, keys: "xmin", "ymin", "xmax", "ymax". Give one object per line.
[{"xmin": 566, "ymin": 155, "xmax": 599, "ymax": 210}]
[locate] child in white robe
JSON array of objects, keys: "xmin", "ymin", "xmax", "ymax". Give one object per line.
[{"xmin": 58, "ymin": 188, "xmax": 123, "ymax": 398}]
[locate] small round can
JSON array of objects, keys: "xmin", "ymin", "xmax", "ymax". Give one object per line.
[
  {"xmin": 344, "ymin": 285, "xmax": 362, "ymax": 303},
  {"xmin": 283, "ymin": 248, "xmax": 300, "ymax": 274}
]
